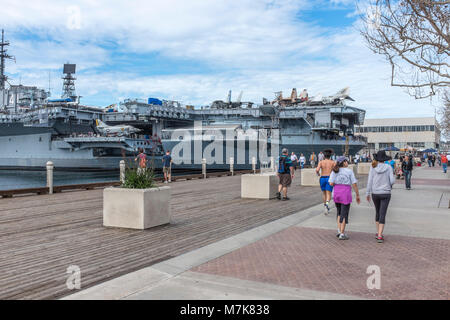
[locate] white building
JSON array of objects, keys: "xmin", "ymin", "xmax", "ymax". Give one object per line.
[{"xmin": 355, "ymin": 117, "xmax": 440, "ymax": 152}]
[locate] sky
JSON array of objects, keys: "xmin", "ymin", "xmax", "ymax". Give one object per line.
[{"xmin": 0, "ymin": 0, "xmax": 442, "ymax": 119}]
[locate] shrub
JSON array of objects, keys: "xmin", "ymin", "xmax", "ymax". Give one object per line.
[{"xmin": 122, "ymin": 167, "xmax": 156, "ymax": 189}]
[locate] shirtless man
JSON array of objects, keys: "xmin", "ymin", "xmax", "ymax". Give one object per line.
[{"xmin": 315, "ymin": 149, "xmax": 335, "ymax": 215}]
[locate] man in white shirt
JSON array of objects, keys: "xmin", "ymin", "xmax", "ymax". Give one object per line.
[
  {"xmin": 291, "ymin": 152, "xmax": 298, "ymax": 170},
  {"xmin": 318, "ymin": 151, "xmax": 324, "ymax": 162},
  {"xmin": 299, "ymin": 154, "xmax": 306, "ymax": 169}
]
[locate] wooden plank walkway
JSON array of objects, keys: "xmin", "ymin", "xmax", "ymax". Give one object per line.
[{"xmin": 0, "ymin": 173, "xmax": 367, "ymax": 300}]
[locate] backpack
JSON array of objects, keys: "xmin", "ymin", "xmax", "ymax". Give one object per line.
[{"xmin": 278, "ymin": 156, "xmax": 289, "ymax": 173}]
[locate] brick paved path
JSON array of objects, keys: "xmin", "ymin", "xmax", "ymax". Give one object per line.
[
  {"xmin": 411, "ymin": 178, "xmax": 450, "ymax": 186},
  {"xmin": 193, "ymin": 227, "xmax": 450, "ymax": 299}
]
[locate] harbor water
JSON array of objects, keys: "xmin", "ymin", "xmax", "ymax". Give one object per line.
[
  {"xmin": 0, "ymin": 169, "xmax": 212, "ymax": 191},
  {"xmin": 0, "ymin": 170, "xmax": 120, "ymax": 190}
]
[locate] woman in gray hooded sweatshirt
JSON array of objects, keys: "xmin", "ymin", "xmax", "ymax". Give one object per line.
[{"xmin": 366, "ymin": 150, "xmax": 395, "ymax": 243}]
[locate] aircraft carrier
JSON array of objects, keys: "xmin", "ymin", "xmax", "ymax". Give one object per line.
[
  {"xmin": 0, "ymin": 29, "xmax": 367, "ymax": 171},
  {"xmin": 106, "ymin": 89, "xmax": 368, "ymax": 170}
]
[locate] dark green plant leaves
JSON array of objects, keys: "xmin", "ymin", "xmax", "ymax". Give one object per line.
[{"xmin": 122, "ymin": 167, "xmax": 156, "ymax": 189}]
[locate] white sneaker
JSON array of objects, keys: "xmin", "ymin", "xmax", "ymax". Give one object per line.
[
  {"xmin": 164, "ymin": 181, "xmax": 168, "ymax": 184},
  {"xmin": 168, "ymin": 179, "xmax": 171, "ymax": 183},
  {"xmin": 324, "ymin": 203, "xmax": 330, "ymax": 215},
  {"xmin": 339, "ymin": 233, "xmax": 349, "ymax": 240}
]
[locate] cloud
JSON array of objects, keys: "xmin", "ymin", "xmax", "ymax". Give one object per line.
[
  {"xmin": 1, "ymin": 0, "xmax": 319, "ymax": 68},
  {"xmin": 0, "ymin": 0, "xmax": 438, "ymax": 120}
]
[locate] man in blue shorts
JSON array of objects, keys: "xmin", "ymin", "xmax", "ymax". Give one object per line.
[{"xmin": 315, "ymin": 149, "xmax": 335, "ymax": 215}]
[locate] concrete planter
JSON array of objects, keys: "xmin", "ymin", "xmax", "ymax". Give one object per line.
[
  {"xmin": 300, "ymin": 168, "xmax": 320, "ymax": 186},
  {"xmin": 241, "ymin": 173, "xmax": 278, "ymax": 199},
  {"xmin": 357, "ymin": 163, "xmax": 371, "ymax": 175},
  {"xmin": 103, "ymin": 186, "xmax": 171, "ymax": 230}
]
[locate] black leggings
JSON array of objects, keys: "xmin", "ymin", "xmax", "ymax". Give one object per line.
[
  {"xmin": 372, "ymin": 194, "xmax": 391, "ymax": 224},
  {"xmin": 336, "ymin": 203, "xmax": 350, "ymax": 224}
]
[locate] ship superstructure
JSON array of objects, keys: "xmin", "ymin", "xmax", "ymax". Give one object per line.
[{"xmin": 105, "ymin": 89, "xmax": 367, "ymax": 170}]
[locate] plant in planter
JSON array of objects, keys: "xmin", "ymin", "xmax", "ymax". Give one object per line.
[
  {"xmin": 103, "ymin": 166, "xmax": 171, "ymax": 230},
  {"xmin": 122, "ymin": 167, "xmax": 156, "ymax": 189}
]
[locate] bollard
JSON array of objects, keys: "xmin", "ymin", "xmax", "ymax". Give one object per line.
[
  {"xmin": 46, "ymin": 161, "xmax": 54, "ymax": 195},
  {"xmin": 202, "ymin": 158, "xmax": 207, "ymax": 179},
  {"xmin": 270, "ymin": 157, "xmax": 275, "ymax": 172},
  {"xmin": 230, "ymin": 157, "xmax": 234, "ymax": 176},
  {"xmin": 252, "ymin": 156, "xmax": 256, "ymax": 174},
  {"xmin": 120, "ymin": 160, "xmax": 126, "ymax": 183}
]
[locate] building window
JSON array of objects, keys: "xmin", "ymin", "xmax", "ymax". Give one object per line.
[
  {"xmin": 360, "ymin": 124, "xmax": 436, "ymax": 132},
  {"xmin": 406, "ymin": 142, "xmax": 425, "ymax": 148},
  {"xmin": 379, "ymin": 143, "xmax": 394, "ymax": 149}
]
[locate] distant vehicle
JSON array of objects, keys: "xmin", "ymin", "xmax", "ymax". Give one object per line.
[{"xmin": 95, "ymin": 119, "xmax": 141, "ymax": 136}]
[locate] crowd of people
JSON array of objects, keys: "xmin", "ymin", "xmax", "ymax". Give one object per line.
[
  {"xmin": 275, "ymin": 147, "xmax": 433, "ymax": 243},
  {"xmin": 134, "ymin": 144, "xmax": 448, "ymax": 243},
  {"xmin": 288, "ymin": 151, "xmax": 363, "ymax": 170}
]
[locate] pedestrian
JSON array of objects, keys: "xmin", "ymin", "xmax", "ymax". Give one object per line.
[
  {"xmin": 310, "ymin": 152, "xmax": 317, "ymax": 168},
  {"xmin": 366, "ymin": 150, "xmax": 395, "ymax": 243},
  {"xmin": 299, "ymin": 153, "xmax": 306, "ymax": 169},
  {"xmin": 355, "ymin": 154, "xmax": 360, "ymax": 164},
  {"xmin": 329, "ymin": 156, "xmax": 360, "ymax": 240},
  {"xmin": 385, "ymin": 158, "xmax": 395, "ymax": 171},
  {"xmin": 318, "ymin": 151, "xmax": 324, "ymax": 162},
  {"xmin": 441, "ymin": 153, "xmax": 448, "ymax": 173},
  {"xmin": 401, "ymin": 155, "xmax": 413, "ymax": 190},
  {"xmin": 162, "ymin": 150, "xmax": 172, "ymax": 183},
  {"xmin": 290, "ymin": 152, "xmax": 298, "ymax": 170},
  {"xmin": 134, "ymin": 148, "xmax": 147, "ymax": 174},
  {"xmin": 315, "ymin": 149, "xmax": 335, "ymax": 215},
  {"xmin": 277, "ymin": 148, "xmax": 294, "ymax": 200},
  {"xmin": 431, "ymin": 154, "xmax": 436, "ymax": 167},
  {"xmin": 395, "ymin": 159, "xmax": 403, "ymax": 179},
  {"xmin": 427, "ymin": 153, "xmax": 432, "ymax": 167}
]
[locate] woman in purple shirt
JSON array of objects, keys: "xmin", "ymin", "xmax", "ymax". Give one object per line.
[{"xmin": 329, "ymin": 156, "xmax": 360, "ymax": 240}]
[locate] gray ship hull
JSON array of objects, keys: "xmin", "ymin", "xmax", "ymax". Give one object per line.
[
  {"xmin": 0, "ymin": 131, "xmax": 163, "ymax": 171},
  {"xmin": 161, "ymin": 138, "xmax": 366, "ymax": 170},
  {"xmin": 0, "ymin": 157, "xmax": 162, "ymax": 171}
]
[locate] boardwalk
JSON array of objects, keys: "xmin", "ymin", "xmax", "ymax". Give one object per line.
[{"xmin": 0, "ymin": 173, "xmax": 367, "ymax": 300}]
